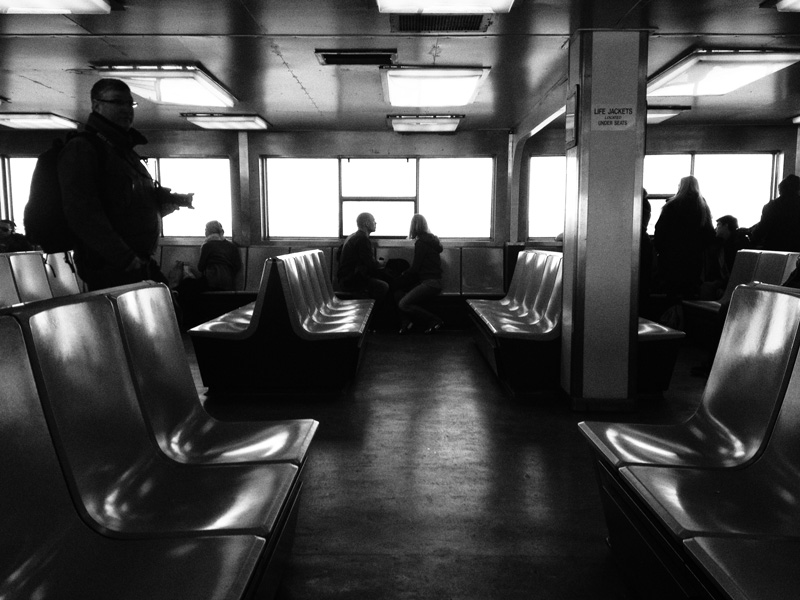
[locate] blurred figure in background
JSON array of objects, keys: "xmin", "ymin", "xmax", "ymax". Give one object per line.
[{"xmin": 396, "ymin": 214, "xmax": 444, "ymax": 334}]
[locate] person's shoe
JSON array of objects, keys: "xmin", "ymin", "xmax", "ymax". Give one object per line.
[
  {"xmin": 399, "ymin": 322, "xmax": 414, "ymax": 335},
  {"xmin": 424, "ymin": 321, "xmax": 443, "ymax": 334}
]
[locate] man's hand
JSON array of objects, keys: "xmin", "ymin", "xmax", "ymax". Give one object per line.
[{"xmin": 159, "ymin": 202, "xmax": 181, "ymax": 217}]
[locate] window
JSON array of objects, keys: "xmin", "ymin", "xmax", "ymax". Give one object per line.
[
  {"xmin": 156, "ymin": 158, "xmax": 232, "ymax": 237},
  {"xmin": 8, "ymin": 158, "xmax": 37, "ymax": 233},
  {"xmin": 528, "ymin": 156, "xmax": 566, "ymax": 238},
  {"xmin": 263, "ymin": 156, "xmax": 494, "ymax": 239}
]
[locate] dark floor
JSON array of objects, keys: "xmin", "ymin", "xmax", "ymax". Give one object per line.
[{"xmin": 187, "ymin": 327, "xmax": 706, "ymax": 600}]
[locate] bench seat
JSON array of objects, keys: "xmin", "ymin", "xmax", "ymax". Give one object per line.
[
  {"xmin": 190, "ymin": 250, "xmax": 374, "ymax": 392},
  {"xmin": 0, "ymin": 315, "xmax": 267, "ymax": 600}
]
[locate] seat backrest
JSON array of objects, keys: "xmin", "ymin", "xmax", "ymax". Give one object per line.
[
  {"xmin": 8, "ymin": 251, "xmax": 52, "ymax": 302},
  {"xmin": 0, "ymin": 255, "xmax": 21, "ymax": 307},
  {"xmin": 45, "ymin": 251, "xmax": 81, "ymax": 297},
  {"xmin": 697, "ymin": 283, "xmax": 800, "ymax": 462},
  {"xmin": 504, "ymin": 250, "xmax": 538, "ymax": 307},
  {"xmin": 245, "ymin": 246, "xmax": 290, "ymax": 291},
  {"xmin": 275, "ymin": 251, "xmax": 316, "ymax": 329},
  {"xmin": 109, "ymin": 283, "xmax": 201, "ymax": 457},
  {"xmin": 541, "ymin": 253, "xmax": 564, "ymax": 329},
  {"xmin": 13, "ymin": 293, "xmax": 159, "ymax": 529},
  {"xmin": 719, "ymin": 249, "xmax": 760, "ymax": 304},
  {"xmin": 754, "ymin": 250, "xmax": 796, "ymax": 286},
  {"xmin": 0, "ymin": 316, "xmax": 83, "ymax": 571}
]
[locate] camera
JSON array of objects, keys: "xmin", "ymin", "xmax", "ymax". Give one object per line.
[{"xmin": 155, "ymin": 183, "xmax": 194, "ymax": 209}]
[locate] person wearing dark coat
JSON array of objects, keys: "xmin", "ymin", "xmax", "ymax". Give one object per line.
[
  {"xmin": 654, "ymin": 175, "xmax": 715, "ymax": 302},
  {"xmin": 0, "ymin": 219, "xmax": 34, "ymax": 253},
  {"xmin": 750, "ymin": 174, "xmax": 800, "ymax": 252},
  {"xmin": 397, "ymin": 214, "xmax": 444, "ymax": 334}
]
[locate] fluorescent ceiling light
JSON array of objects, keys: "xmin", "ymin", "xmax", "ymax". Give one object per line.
[
  {"xmin": 646, "ymin": 106, "xmax": 691, "ymax": 124},
  {"xmin": 0, "ymin": 113, "xmax": 79, "ymax": 129},
  {"xmin": 388, "ymin": 114, "xmax": 463, "ymax": 132},
  {"xmin": 377, "ymin": 0, "xmax": 514, "ymax": 13},
  {"xmin": 760, "ymin": 0, "xmax": 800, "ymax": 11},
  {"xmin": 647, "ymin": 49, "xmax": 800, "ymax": 97},
  {"xmin": 381, "ymin": 66, "xmax": 490, "ymax": 107},
  {"xmin": 92, "ymin": 65, "xmax": 236, "ymax": 107},
  {"xmin": 0, "ymin": 0, "xmax": 110, "ymax": 13},
  {"xmin": 181, "ymin": 113, "xmax": 269, "ymax": 130}
]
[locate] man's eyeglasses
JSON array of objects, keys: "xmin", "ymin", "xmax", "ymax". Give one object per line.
[{"xmin": 96, "ymin": 98, "xmax": 138, "ymax": 108}]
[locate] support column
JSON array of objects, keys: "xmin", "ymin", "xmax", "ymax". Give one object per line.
[{"xmin": 560, "ymin": 30, "xmax": 648, "ymax": 410}]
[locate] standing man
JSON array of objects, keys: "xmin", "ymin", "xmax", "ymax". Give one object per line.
[
  {"xmin": 750, "ymin": 174, "xmax": 800, "ymax": 252},
  {"xmin": 58, "ymin": 78, "xmax": 187, "ymax": 290},
  {"xmin": 337, "ymin": 212, "xmax": 390, "ymax": 300}
]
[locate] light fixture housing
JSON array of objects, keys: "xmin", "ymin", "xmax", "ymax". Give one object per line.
[
  {"xmin": 388, "ymin": 114, "xmax": 463, "ymax": 133},
  {"xmin": 181, "ymin": 113, "xmax": 269, "ymax": 130},
  {"xmin": 0, "ymin": 0, "xmax": 110, "ymax": 13},
  {"xmin": 792, "ymin": 115, "xmax": 800, "ymax": 124},
  {"xmin": 760, "ymin": 0, "xmax": 800, "ymax": 12},
  {"xmin": 0, "ymin": 113, "xmax": 79, "ymax": 129},
  {"xmin": 646, "ymin": 105, "xmax": 691, "ymax": 124},
  {"xmin": 381, "ymin": 65, "xmax": 490, "ymax": 107},
  {"xmin": 92, "ymin": 64, "xmax": 236, "ymax": 108},
  {"xmin": 647, "ymin": 49, "xmax": 800, "ymax": 97},
  {"xmin": 377, "ymin": 0, "xmax": 514, "ymax": 13}
]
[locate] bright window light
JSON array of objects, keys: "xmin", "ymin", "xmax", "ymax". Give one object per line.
[
  {"xmin": 377, "ymin": 0, "xmax": 514, "ymax": 13},
  {"xmin": 0, "ymin": 113, "xmax": 78, "ymax": 129},
  {"xmin": 158, "ymin": 158, "xmax": 232, "ymax": 237},
  {"xmin": 93, "ymin": 65, "xmax": 236, "ymax": 108},
  {"xmin": 266, "ymin": 159, "xmax": 339, "ymax": 238},
  {"xmin": 342, "ymin": 201, "xmax": 416, "ymax": 237},
  {"xmin": 646, "ymin": 106, "xmax": 690, "ymax": 124},
  {"xmin": 8, "ymin": 158, "xmax": 37, "ymax": 233},
  {"xmin": 389, "ymin": 115, "xmax": 462, "ymax": 132},
  {"xmin": 382, "ymin": 66, "xmax": 490, "ymax": 107},
  {"xmin": 528, "ymin": 156, "xmax": 566, "ymax": 238},
  {"xmin": 647, "ymin": 50, "xmax": 800, "ymax": 97},
  {"xmin": 341, "ymin": 158, "xmax": 417, "ymax": 198},
  {"xmin": 181, "ymin": 113, "xmax": 268, "ymax": 130},
  {"xmin": 419, "ymin": 157, "xmax": 492, "ymax": 238},
  {"xmin": 0, "ymin": 0, "xmax": 110, "ymax": 13}
]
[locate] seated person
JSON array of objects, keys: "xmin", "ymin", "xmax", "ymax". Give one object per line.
[
  {"xmin": 337, "ymin": 212, "xmax": 389, "ymax": 300},
  {"xmin": 396, "ymin": 214, "xmax": 444, "ymax": 334},
  {"xmin": 198, "ymin": 220, "xmax": 241, "ymax": 291},
  {"xmin": 0, "ymin": 219, "xmax": 34, "ymax": 253}
]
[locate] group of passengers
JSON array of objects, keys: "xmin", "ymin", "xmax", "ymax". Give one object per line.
[{"xmin": 337, "ymin": 211, "xmax": 445, "ymax": 334}]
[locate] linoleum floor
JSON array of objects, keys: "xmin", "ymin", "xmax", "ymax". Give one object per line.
[{"xmin": 188, "ymin": 329, "xmax": 705, "ymax": 600}]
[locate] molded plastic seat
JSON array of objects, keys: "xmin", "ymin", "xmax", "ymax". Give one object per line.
[
  {"xmin": 109, "ymin": 283, "xmax": 318, "ymax": 466},
  {"xmin": 621, "ymin": 330, "xmax": 800, "ymax": 539},
  {"xmin": 0, "ymin": 316, "xmax": 265, "ymax": 600},
  {"xmin": 45, "ymin": 251, "xmax": 81, "ymax": 296},
  {"xmin": 580, "ymin": 283, "xmax": 800, "ymax": 469},
  {"xmin": 7, "ymin": 250, "xmax": 52, "ymax": 302},
  {"xmin": 683, "ymin": 249, "xmax": 762, "ymax": 314},
  {"xmin": 10, "ymin": 293, "xmax": 299, "ymax": 538},
  {"xmin": 0, "ymin": 254, "xmax": 21, "ymax": 307},
  {"xmin": 684, "ymin": 536, "xmax": 800, "ymax": 600}
]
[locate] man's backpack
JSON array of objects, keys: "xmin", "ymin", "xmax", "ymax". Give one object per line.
[{"xmin": 23, "ymin": 132, "xmax": 103, "ymax": 253}]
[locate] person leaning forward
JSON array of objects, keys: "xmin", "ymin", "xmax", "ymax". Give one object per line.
[
  {"xmin": 337, "ymin": 212, "xmax": 390, "ymax": 300},
  {"xmin": 58, "ymin": 78, "xmax": 188, "ymax": 291}
]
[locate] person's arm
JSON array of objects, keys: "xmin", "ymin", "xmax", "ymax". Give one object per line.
[
  {"xmin": 354, "ymin": 235, "xmax": 379, "ymax": 278},
  {"xmin": 59, "ymin": 136, "xmax": 137, "ymax": 270},
  {"xmin": 406, "ymin": 239, "xmax": 424, "ymax": 275}
]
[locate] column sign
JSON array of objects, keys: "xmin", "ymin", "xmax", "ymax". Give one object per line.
[{"xmin": 591, "ymin": 104, "xmax": 635, "ymax": 131}]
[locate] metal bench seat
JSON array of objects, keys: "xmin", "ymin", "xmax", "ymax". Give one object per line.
[
  {"xmin": 580, "ymin": 283, "xmax": 800, "ymax": 469},
  {"xmin": 0, "ymin": 316, "xmax": 265, "ymax": 600},
  {"xmin": 8, "ymin": 293, "xmax": 300, "ymax": 539},
  {"xmin": 109, "ymin": 283, "xmax": 318, "ymax": 466},
  {"xmin": 190, "ymin": 250, "xmax": 374, "ymax": 392}
]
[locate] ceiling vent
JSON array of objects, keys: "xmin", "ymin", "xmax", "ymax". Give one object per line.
[
  {"xmin": 315, "ymin": 49, "xmax": 397, "ymax": 66},
  {"xmin": 389, "ymin": 14, "xmax": 492, "ymax": 32}
]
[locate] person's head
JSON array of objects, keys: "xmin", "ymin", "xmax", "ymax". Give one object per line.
[
  {"xmin": 642, "ymin": 188, "xmax": 651, "ymax": 229},
  {"xmin": 715, "ymin": 215, "xmax": 738, "ymax": 240},
  {"xmin": 672, "ymin": 175, "xmax": 712, "ymax": 227},
  {"xmin": 0, "ymin": 219, "xmax": 15, "ymax": 240},
  {"xmin": 408, "ymin": 213, "xmax": 430, "ymax": 239},
  {"xmin": 91, "ymin": 78, "xmax": 136, "ymax": 131},
  {"xmin": 778, "ymin": 174, "xmax": 800, "ymax": 198},
  {"xmin": 675, "ymin": 175, "xmax": 702, "ymax": 200},
  {"xmin": 356, "ymin": 212, "xmax": 376, "ymax": 234},
  {"xmin": 205, "ymin": 220, "xmax": 224, "ymax": 237}
]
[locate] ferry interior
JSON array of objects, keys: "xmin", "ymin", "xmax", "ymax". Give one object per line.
[{"xmin": 1, "ymin": 1, "xmax": 800, "ymax": 599}]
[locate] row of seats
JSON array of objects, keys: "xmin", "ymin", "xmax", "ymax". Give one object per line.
[
  {"xmin": 0, "ymin": 250, "xmax": 81, "ymax": 307},
  {"xmin": 189, "ymin": 249, "xmax": 374, "ymax": 393},
  {"xmin": 0, "ymin": 281, "xmax": 318, "ymax": 599},
  {"xmin": 466, "ymin": 248, "xmax": 685, "ymax": 394},
  {"xmin": 159, "ymin": 243, "xmax": 506, "ymax": 297},
  {"xmin": 579, "ymin": 282, "xmax": 800, "ymax": 600}
]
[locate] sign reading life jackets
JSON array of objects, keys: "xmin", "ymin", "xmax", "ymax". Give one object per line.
[{"xmin": 591, "ymin": 105, "xmax": 635, "ymax": 131}]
